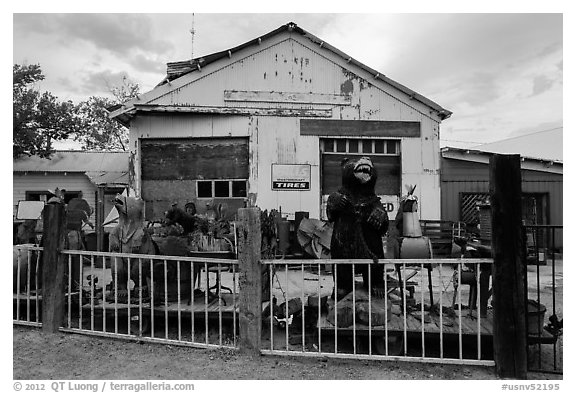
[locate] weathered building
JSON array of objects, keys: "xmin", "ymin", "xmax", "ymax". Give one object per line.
[
  {"xmin": 111, "ymin": 23, "xmax": 451, "ymax": 221},
  {"xmin": 440, "ymin": 147, "xmax": 563, "ymax": 249},
  {"xmin": 13, "ymin": 150, "xmax": 129, "ymax": 248}
]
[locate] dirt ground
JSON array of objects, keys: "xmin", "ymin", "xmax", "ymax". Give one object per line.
[{"xmin": 12, "ymin": 326, "xmax": 560, "ymax": 381}]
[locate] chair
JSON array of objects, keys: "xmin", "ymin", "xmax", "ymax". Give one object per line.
[{"xmin": 197, "ymin": 229, "xmax": 237, "ymax": 305}]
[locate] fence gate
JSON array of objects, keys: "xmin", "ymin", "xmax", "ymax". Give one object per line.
[{"xmin": 523, "ymin": 225, "xmax": 563, "ymax": 375}]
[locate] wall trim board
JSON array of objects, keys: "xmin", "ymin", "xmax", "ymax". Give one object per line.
[
  {"xmin": 224, "ymin": 90, "xmax": 351, "ymax": 106},
  {"xmin": 300, "ymin": 119, "xmax": 420, "ymax": 137}
]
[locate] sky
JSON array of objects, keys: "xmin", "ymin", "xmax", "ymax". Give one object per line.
[{"xmin": 11, "ymin": 10, "xmax": 564, "ymax": 150}]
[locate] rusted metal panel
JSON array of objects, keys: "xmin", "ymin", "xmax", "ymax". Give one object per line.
[
  {"xmin": 140, "ymin": 138, "xmax": 249, "ymax": 181},
  {"xmin": 300, "ymin": 119, "xmax": 420, "ymax": 137},
  {"xmin": 224, "ymin": 90, "xmax": 351, "ymax": 105}
]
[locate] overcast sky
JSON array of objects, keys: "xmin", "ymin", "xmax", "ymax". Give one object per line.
[{"xmin": 12, "ymin": 12, "xmax": 563, "ymax": 148}]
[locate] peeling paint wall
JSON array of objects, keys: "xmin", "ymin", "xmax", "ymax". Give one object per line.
[{"xmin": 130, "ymin": 32, "xmax": 444, "ymax": 220}]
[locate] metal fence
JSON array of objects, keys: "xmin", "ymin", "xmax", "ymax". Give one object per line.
[
  {"xmin": 523, "ymin": 225, "xmax": 563, "ymax": 374},
  {"xmin": 13, "ymin": 246, "xmax": 239, "ymax": 349},
  {"xmin": 13, "ymin": 245, "xmax": 43, "ymax": 327},
  {"xmin": 260, "ymin": 258, "xmax": 494, "ymax": 366},
  {"xmin": 14, "ymin": 244, "xmax": 496, "ymax": 365}
]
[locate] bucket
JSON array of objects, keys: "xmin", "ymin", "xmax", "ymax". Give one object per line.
[
  {"xmin": 527, "ymin": 300, "xmax": 546, "ymax": 335},
  {"xmin": 402, "ymin": 212, "xmax": 422, "ymax": 237}
]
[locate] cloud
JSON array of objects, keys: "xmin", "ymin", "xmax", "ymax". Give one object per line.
[
  {"xmin": 77, "ymin": 69, "xmax": 135, "ymax": 97},
  {"xmin": 129, "ymin": 53, "xmax": 166, "ymax": 74},
  {"xmin": 532, "ymin": 75, "xmax": 555, "ymax": 96},
  {"xmin": 14, "ymin": 14, "xmax": 174, "ymax": 58}
]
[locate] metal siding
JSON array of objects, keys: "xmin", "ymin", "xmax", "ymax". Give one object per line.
[
  {"xmin": 441, "ymin": 157, "xmax": 562, "ymax": 249},
  {"xmin": 132, "ymin": 35, "xmax": 442, "ymax": 219}
]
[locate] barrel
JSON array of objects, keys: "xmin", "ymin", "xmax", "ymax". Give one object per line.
[{"xmin": 527, "ymin": 300, "xmax": 547, "ymax": 335}]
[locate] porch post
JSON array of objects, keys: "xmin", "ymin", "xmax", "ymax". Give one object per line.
[
  {"xmin": 237, "ymin": 207, "xmax": 262, "ymax": 355},
  {"xmin": 490, "ymin": 154, "xmax": 528, "ymax": 379},
  {"xmin": 41, "ymin": 203, "xmax": 67, "ymax": 333}
]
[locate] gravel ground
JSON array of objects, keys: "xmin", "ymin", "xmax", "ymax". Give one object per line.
[{"xmin": 13, "ymin": 326, "xmax": 561, "ymax": 381}]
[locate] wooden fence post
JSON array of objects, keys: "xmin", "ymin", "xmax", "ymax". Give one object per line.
[
  {"xmin": 237, "ymin": 207, "xmax": 262, "ymax": 355},
  {"xmin": 41, "ymin": 203, "xmax": 67, "ymax": 333},
  {"xmin": 490, "ymin": 154, "xmax": 528, "ymax": 379}
]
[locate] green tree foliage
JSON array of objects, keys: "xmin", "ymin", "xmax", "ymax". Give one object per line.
[
  {"xmin": 74, "ymin": 76, "xmax": 140, "ymax": 151},
  {"xmin": 13, "ymin": 64, "xmax": 78, "ymax": 158}
]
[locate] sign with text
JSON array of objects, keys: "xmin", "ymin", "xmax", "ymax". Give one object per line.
[
  {"xmin": 272, "ymin": 164, "xmax": 311, "ymax": 191},
  {"xmin": 379, "ymin": 195, "xmax": 400, "ymax": 220}
]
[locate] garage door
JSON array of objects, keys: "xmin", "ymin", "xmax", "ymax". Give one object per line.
[
  {"xmin": 320, "ymin": 138, "xmax": 401, "ymax": 219},
  {"xmin": 140, "ymin": 137, "xmax": 249, "ymax": 220}
]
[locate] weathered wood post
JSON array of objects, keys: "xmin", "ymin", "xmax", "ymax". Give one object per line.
[
  {"xmin": 41, "ymin": 203, "xmax": 67, "ymax": 333},
  {"xmin": 237, "ymin": 207, "xmax": 262, "ymax": 355},
  {"xmin": 490, "ymin": 154, "xmax": 528, "ymax": 379}
]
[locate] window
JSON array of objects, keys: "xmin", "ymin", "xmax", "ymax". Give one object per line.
[
  {"xmin": 321, "ymin": 138, "xmax": 401, "ymax": 156},
  {"xmin": 197, "ymin": 181, "xmax": 213, "ymax": 198},
  {"xmin": 196, "ymin": 180, "xmax": 248, "ymax": 198},
  {"xmin": 232, "ymin": 180, "xmax": 247, "ymax": 197},
  {"xmin": 26, "ymin": 191, "xmax": 80, "ymax": 203},
  {"xmin": 214, "ymin": 181, "xmax": 230, "ymax": 197},
  {"xmin": 26, "ymin": 191, "xmax": 51, "ymax": 202}
]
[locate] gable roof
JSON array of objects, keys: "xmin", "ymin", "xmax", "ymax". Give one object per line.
[
  {"xmin": 13, "ymin": 150, "xmax": 129, "ymax": 186},
  {"xmin": 472, "ymin": 128, "xmax": 562, "ymax": 162},
  {"xmin": 111, "ymin": 22, "xmax": 451, "ymax": 125}
]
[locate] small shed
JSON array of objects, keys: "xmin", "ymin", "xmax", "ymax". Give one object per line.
[{"xmin": 110, "ymin": 22, "xmax": 452, "ymax": 222}]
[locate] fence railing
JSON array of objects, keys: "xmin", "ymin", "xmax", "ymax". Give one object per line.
[
  {"xmin": 13, "ymin": 245, "xmax": 43, "ymax": 327},
  {"xmin": 14, "ymin": 246, "xmax": 239, "ymax": 349},
  {"xmin": 260, "ymin": 258, "xmax": 494, "ymax": 366},
  {"xmin": 523, "ymin": 225, "xmax": 563, "ymax": 374}
]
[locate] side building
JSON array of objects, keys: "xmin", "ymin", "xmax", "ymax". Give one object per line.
[
  {"xmin": 440, "ymin": 147, "xmax": 563, "ymax": 250},
  {"xmin": 13, "ymin": 150, "xmax": 129, "ymax": 249}
]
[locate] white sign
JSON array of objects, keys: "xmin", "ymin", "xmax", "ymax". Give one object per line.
[
  {"xmin": 16, "ymin": 201, "xmax": 45, "ymax": 220},
  {"xmin": 320, "ymin": 194, "xmax": 399, "ymax": 221},
  {"xmin": 271, "ymin": 164, "xmax": 311, "ymax": 191},
  {"xmin": 379, "ymin": 195, "xmax": 400, "ymax": 221}
]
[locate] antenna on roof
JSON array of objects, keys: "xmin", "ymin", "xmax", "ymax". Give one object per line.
[{"xmin": 190, "ymin": 13, "xmax": 195, "ymax": 60}]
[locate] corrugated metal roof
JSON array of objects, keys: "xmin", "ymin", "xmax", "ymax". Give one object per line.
[
  {"xmin": 441, "ymin": 146, "xmax": 563, "ymax": 175},
  {"xmin": 472, "ymin": 128, "xmax": 562, "ymax": 162},
  {"xmin": 13, "ymin": 151, "xmax": 129, "ymax": 185},
  {"xmin": 85, "ymin": 171, "xmax": 129, "ymax": 186},
  {"xmin": 111, "ymin": 22, "xmax": 451, "ymax": 125}
]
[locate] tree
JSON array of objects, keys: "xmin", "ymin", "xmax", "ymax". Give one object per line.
[
  {"xmin": 73, "ymin": 76, "xmax": 140, "ymax": 151},
  {"xmin": 13, "ymin": 64, "xmax": 78, "ymax": 158}
]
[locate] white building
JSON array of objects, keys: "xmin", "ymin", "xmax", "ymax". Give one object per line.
[{"xmin": 110, "ymin": 22, "xmax": 451, "ymax": 221}]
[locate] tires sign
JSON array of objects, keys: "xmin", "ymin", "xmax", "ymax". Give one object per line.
[{"xmin": 271, "ymin": 164, "xmax": 311, "ymax": 191}]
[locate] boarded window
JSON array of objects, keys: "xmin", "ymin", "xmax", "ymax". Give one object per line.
[
  {"xmin": 141, "ymin": 138, "xmax": 249, "ymax": 181},
  {"xmin": 141, "ymin": 137, "xmax": 249, "ymax": 220}
]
